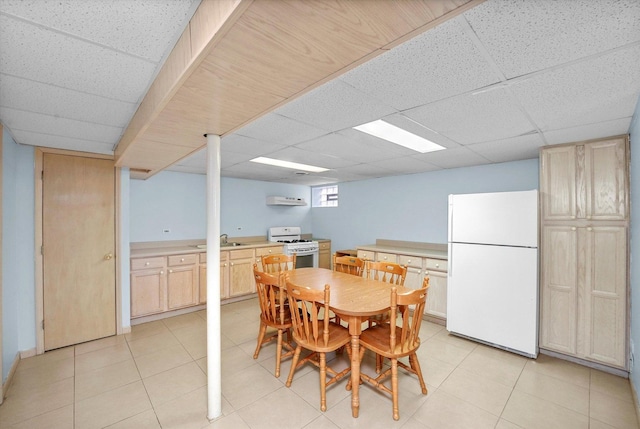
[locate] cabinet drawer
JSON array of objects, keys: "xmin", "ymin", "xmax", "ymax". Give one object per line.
[
  {"xmin": 398, "ymin": 255, "xmax": 423, "ymax": 268},
  {"xmin": 376, "ymin": 252, "xmax": 397, "ymax": 263},
  {"xmin": 255, "ymin": 246, "xmax": 283, "ymax": 257},
  {"xmin": 357, "ymin": 250, "xmax": 373, "ymax": 260},
  {"xmin": 168, "ymin": 254, "xmax": 197, "ymax": 266},
  {"xmin": 425, "ymin": 258, "xmax": 447, "ymax": 272},
  {"xmin": 319, "ymin": 242, "xmax": 330, "ymax": 251},
  {"xmin": 230, "ymin": 248, "xmax": 254, "ymax": 260},
  {"xmin": 131, "ymin": 257, "xmax": 165, "ymax": 271}
]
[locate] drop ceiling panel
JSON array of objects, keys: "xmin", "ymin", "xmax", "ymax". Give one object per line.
[
  {"xmin": 542, "ymin": 118, "xmax": 632, "ymax": 146},
  {"xmin": 467, "ymin": 133, "xmax": 545, "ymax": 163},
  {"xmin": 11, "ymin": 130, "xmax": 114, "ymax": 155},
  {"xmin": 511, "ymin": 44, "xmax": 640, "ymax": 131},
  {"xmin": 412, "ymin": 146, "xmax": 490, "ymax": 169},
  {"xmin": 1, "ymin": 0, "xmax": 199, "ymax": 61},
  {"xmin": 221, "ymin": 134, "xmax": 287, "ymax": 156},
  {"xmin": 276, "ymin": 79, "xmax": 397, "ymax": 132},
  {"xmin": 0, "ymin": 74, "xmax": 136, "ymax": 128},
  {"xmin": 295, "ymin": 133, "xmax": 402, "ymax": 163},
  {"xmin": 464, "ymin": 0, "xmax": 640, "ymax": 79},
  {"xmin": 234, "ymin": 113, "xmax": 329, "ymax": 146},
  {"xmin": 339, "ymin": 16, "xmax": 501, "ymax": 111},
  {"xmin": 0, "ymin": 108, "xmax": 122, "ymax": 144},
  {"xmin": 404, "ymin": 87, "xmax": 536, "ymax": 145},
  {"xmin": 265, "ymin": 146, "xmax": 358, "ymax": 170},
  {"xmin": 0, "ymin": 16, "xmax": 156, "ymax": 103},
  {"xmin": 380, "ymin": 114, "xmax": 462, "ymax": 149},
  {"xmin": 367, "ymin": 157, "xmax": 440, "ymax": 175}
]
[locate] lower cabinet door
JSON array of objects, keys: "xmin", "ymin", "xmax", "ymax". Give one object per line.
[
  {"xmin": 424, "ymin": 270, "xmax": 447, "ymax": 320},
  {"xmin": 167, "ymin": 265, "xmax": 198, "ymax": 309},
  {"xmin": 131, "ymin": 269, "xmax": 166, "ymax": 317}
]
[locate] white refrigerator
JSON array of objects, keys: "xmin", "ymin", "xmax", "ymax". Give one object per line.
[{"xmin": 447, "ymin": 190, "xmax": 539, "ymax": 357}]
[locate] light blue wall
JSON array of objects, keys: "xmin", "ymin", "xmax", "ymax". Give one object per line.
[
  {"xmin": 2, "ymin": 129, "xmax": 35, "ymax": 381},
  {"xmin": 311, "ymin": 158, "xmax": 539, "ymax": 252},
  {"xmin": 629, "ymin": 97, "xmax": 640, "ymax": 394},
  {"xmin": 129, "ymin": 173, "xmax": 312, "ymax": 242}
]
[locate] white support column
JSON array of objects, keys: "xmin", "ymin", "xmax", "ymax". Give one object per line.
[{"xmin": 205, "ymin": 134, "xmax": 222, "ymax": 420}]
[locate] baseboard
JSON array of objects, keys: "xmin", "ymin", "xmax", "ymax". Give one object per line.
[
  {"xmin": 539, "ymin": 348, "xmax": 629, "ymax": 378},
  {"xmin": 2, "ymin": 351, "xmax": 21, "ymax": 400},
  {"xmin": 122, "ymin": 325, "xmax": 131, "ymax": 334},
  {"xmin": 19, "ymin": 348, "xmax": 36, "ymax": 359}
]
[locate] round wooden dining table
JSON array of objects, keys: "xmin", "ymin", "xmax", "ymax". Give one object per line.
[{"xmin": 283, "ymin": 267, "xmax": 410, "ymax": 418}]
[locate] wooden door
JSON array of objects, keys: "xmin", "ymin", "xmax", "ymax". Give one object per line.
[{"xmin": 43, "ymin": 154, "xmax": 116, "ymax": 350}]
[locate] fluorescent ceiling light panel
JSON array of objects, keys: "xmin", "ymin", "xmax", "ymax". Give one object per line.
[
  {"xmin": 250, "ymin": 157, "xmax": 329, "ymax": 172},
  {"xmin": 354, "ymin": 119, "xmax": 445, "ymax": 153}
]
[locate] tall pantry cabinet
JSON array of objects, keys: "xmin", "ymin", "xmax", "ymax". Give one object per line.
[{"xmin": 539, "ymin": 136, "xmax": 629, "ymax": 369}]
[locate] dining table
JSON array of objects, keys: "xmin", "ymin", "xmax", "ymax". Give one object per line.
[{"xmin": 283, "ymin": 267, "xmax": 410, "ymax": 418}]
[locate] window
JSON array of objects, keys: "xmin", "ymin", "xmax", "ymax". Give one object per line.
[{"xmin": 312, "ymin": 185, "xmax": 338, "ymax": 207}]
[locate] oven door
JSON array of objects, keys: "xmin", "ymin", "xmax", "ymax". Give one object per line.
[{"xmin": 286, "ymin": 248, "xmax": 319, "ymax": 268}]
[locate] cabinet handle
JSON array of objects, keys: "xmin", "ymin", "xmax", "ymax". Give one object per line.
[
  {"xmin": 383, "ymin": 256, "xmax": 387, "ymax": 260},
  {"xmin": 425, "ymin": 270, "xmax": 429, "ymax": 275},
  {"xmin": 104, "ymin": 253, "xmax": 113, "ymax": 260},
  {"xmin": 435, "ymin": 263, "xmax": 440, "ymax": 268},
  {"xmin": 407, "ymin": 259, "xmax": 412, "ymax": 264},
  {"xmin": 587, "ymin": 227, "xmax": 593, "ymax": 231},
  {"xmin": 224, "ymin": 263, "xmax": 227, "ymax": 267},
  {"xmin": 169, "ymin": 269, "xmax": 173, "ymax": 273},
  {"xmin": 571, "ymin": 227, "xmax": 577, "ymax": 231},
  {"xmin": 180, "ymin": 258, "xmax": 185, "ymax": 262},
  {"xmin": 160, "ymin": 271, "xmax": 164, "ymax": 275},
  {"xmin": 269, "ymin": 249, "xmax": 272, "ymax": 253},
  {"xmin": 231, "ymin": 263, "xmax": 234, "ymax": 266},
  {"xmin": 145, "ymin": 262, "xmax": 150, "ymax": 266}
]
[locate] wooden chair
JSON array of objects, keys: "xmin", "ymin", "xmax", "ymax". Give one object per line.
[
  {"xmin": 252, "ymin": 267, "xmax": 295, "ymax": 377},
  {"xmin": 284, "ymin": 280, "xmax": 352, "ymax": 412},
  {"xmin": 365, "ymin": 260, "xmax": 407, "ymax": 326},
  {"xmin": 333, "ymin": 254, "xmax": 365, "ymax": 277},
  {"xmin": 261, "ymin": 253, "xmax": 296, "ymax": 273},
  {"xmin": 365, "ymin": 260, "xmax": 407, "ymax": 285},
  {"xmin": 355, "ymin": 277, "xmax": 429, "ymax": 420}
]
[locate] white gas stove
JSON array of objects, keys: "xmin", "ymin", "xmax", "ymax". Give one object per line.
[{"xmin": 268, "ymin": 227, "xmax": 319, "ymax": 268}]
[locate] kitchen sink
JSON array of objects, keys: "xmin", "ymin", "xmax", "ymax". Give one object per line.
[{"xmin": 221, "ymin": 242, "xmax": 245, "ymax": 247}]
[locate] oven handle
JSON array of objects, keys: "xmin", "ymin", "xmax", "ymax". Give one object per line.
[{"xmin": 287, "ymin": 249, "xmax": 318, "ymax": 256}]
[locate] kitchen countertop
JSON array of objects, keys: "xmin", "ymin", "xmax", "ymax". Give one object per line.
[
  {"xmin": 356, "ymin": 239, "xmax": 448, "ymax": 259},
  {"xmin": 130, "ymin": 239, "xmax": 285, "ymax": 258}
]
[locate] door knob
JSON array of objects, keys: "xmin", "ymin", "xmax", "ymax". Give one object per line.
[{"xmin": 104, "ymin": 253, "xmax": 113, "ymax": 260}]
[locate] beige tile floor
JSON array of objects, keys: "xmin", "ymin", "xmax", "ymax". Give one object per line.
[{"xmin": 1, "ymin": 297, "xmax": 638, "ymax": 429}]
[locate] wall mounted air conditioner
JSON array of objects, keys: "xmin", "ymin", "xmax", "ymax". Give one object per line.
[{"xmin": 266, "ymin": 196, "xmax": 307, "ymax": 206}]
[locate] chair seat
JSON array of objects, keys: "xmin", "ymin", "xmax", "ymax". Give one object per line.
[
  {"xmin": 292, "ymin": 322, "xmax": 350, "ymax": 353},
  {"xmin": 359, "ymin": 325, "xmax": 420, "ymax": 358}
]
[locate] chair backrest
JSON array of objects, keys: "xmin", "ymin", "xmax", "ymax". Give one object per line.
[
  {"xmin": 333, "ymin": 254, "xmax": 365, "ymax": 277},
  {"xmin": 389, "ymin": 279, "xmax": 429, "ymax": 354},
  {"xmin": 253, "ymin": 265, "xmax": 287, "ymax": 325},
  {"xmin": 261, "ymin": 253, "xmax": 296, "ymax": 273},
  {"xmin": 366, "ymin": 260, "xmax": 407, "ymax": 285},
  {"xmin": 285, "ymin": 280, "xmax": 330, "ymax": 348}
]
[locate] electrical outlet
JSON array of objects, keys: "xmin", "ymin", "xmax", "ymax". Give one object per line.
[
  {"xmin": 163, "ymin": 228, "xmax": 171, "ymax": 233},
  {"xmin": 237, "ymin": 226, "xmax": 242, "ymax": 230}
]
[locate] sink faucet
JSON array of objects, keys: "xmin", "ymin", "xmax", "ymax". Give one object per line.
[{"xmin": 220, "ymin": 234, "xmax": 228, "ymax": 245}]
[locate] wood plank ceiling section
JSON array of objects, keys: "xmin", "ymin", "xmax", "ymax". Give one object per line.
[{"xmin": 115, "ymin": 0, "xmax": 482, "ymax": 179}]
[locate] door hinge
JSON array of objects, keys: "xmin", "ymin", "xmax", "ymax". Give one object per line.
[
  {"xmin": 41, "ymin": 246, "xmax": 44, "ymax": 255},
  {"xmin": 41, "ymin": 170, "xmax": 44, "ymax": 180},
  {"xmin": 41, "ymin": 320, "xmax": 45, "ymax": 330}
]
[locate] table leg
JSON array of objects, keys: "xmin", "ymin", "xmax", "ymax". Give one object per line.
[
  {"xmin": 347, "ymin": 316, "xmax": 362, "ymax": 418},
  {"xmin": 350, "ymin": 333, "xmax": 360, "ymax": 417}
]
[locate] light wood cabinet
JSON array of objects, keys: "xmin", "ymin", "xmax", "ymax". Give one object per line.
[
  {"xmin": 199, "ymin": 252, "xmax": 229, "ymax": 303},
  {"xmin": 131, "ymin": 264, "xmax": 166, "ymax": 318},
  {"xmin": 229, "ymin": 248, "xmax": 255, "ymax": 297},
  {"xmin": 255, "ymin": 245, "xmax": 284, "ymax": 270},
  {"xmin": 539, "ymin": 136, "xmax": 629, "ymax": 369},
  {"xmin": 318, "ymin": 240, "xmax": 331, "ymax": 269},
  {"xmin": 356, "ymin": 250, "xmax": 374, "ymax": 261},
  {"xmin": 167, "ymin": 254, "xmax": 199, "ymax": 310}
]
